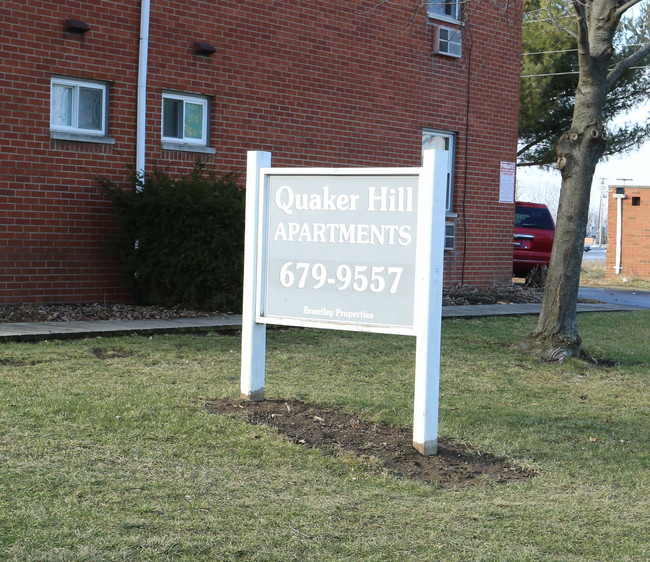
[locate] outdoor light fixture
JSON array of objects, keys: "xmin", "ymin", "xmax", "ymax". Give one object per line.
[
  {"xmin": 63, "ymin": 19, "xmax": 91, "ymax": 34},
  {"xmin": 193, "ymin": 41, "xmax": 216, "ymax": 56}
]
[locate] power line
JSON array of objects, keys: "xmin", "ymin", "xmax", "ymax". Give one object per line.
[
  {"xmin": 522, "ymin": 44, "xmax": 646, "ymax": 57},
  {"xmin": 521, "ymin": 71, "xmax": 578, "ymax": 78},
  {"xmin": 523, "ymin": 16, "xmax": 575, "ymax": 24},
  {"xmin": 521, "ymin": 65, "xmax": 650, "ymax": 78},
  {"xmin": 522, "ymin": 49, "xmax": 577, "ymax": 56}
]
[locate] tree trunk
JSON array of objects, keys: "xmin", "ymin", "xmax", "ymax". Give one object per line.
[
  {"xmin": 519, "ymin": 0, "xmax": 626, "ymax": 361},
  {"xmin": 522, "ymin": 97, "xmax": 607, "ymax": 362},
  {"xmin": 519, "ymin": 0, "xmax": 648, "ymax": 361}
]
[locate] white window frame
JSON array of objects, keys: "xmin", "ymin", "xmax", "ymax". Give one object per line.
[
  {"xmin": 427, "ymin": 0, "xmax": 462, "ymax": 23},
  {"xmin": 434, "ymin": 24, "xmax": 462, "ymax": 58},
  {"xmin": 444, "ymin": 221, "xmax": 456, "ymax": 250},
  {"xmin": 422, "ymin": 129, "xmax": 455, "ymax": 213},
  {"xmin": 161, "ymin": 92, "xmax": 209, "ymax": 147},
  {"xmin": 50, "ymin": 76, "xmax": 108, "ymax": 137}
]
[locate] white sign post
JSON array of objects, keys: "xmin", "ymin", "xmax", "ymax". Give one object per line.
[
  {"xmin": 240, "ymin": 149, "xmax": 447, "ymax": 454},
  {"xmin": 240, "ymin": 151, "xmax": 271, "ymax": 402},
  {"xmin": 412, "ymin": 149, "xmax": 446, "ymax": 455}
]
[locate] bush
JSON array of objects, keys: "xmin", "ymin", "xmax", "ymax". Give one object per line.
[
  {"xmin": 98, "ymin": 161, "xmax": 245, "ymax": 312},
  {"xmin": 524, "ymin": 265, "xmax": 548, "ymax": 288}
]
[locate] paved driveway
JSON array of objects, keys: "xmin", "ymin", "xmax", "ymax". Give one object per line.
[{"xmin": 579, "ymin": 287, "xmax": 650, "ymax": 309}]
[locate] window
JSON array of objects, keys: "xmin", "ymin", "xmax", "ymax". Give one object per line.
[
  {"xmin": 428, "ymin": 0, "xmax": 461, "ymax": 21},
  {"xmin": 515, "ymin": 205, "xmax": 555, "ymax": 231},
  {"xmin": 50, "ymin": 77, "xmax": 108, "ymax": 137},
  {"xmin": 422, "ymin": 130, "xmax": 455, "ymax": 212},
  {"xmin": 444, "ymin": 222, "xmax": 456, "ymax": 250},
  {"xmin": 434, "ymin": 25, "xmax": 462, "ymax": 58},
  {"xmin": 162, "ymin": 92, "xmax": 209, "ymax": 146}
]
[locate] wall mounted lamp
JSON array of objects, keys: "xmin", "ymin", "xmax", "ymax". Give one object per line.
[
  {"xmin": 64, "ymin": 19, "xmax": 91, "ymax": 34},
  {"xmin": 193, "ymin": 41, "xmax": 216, "ymax": 56}
]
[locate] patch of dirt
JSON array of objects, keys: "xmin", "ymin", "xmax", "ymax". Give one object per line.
[
  {"xmin": 0, "ymin": 358, "xmax": 37, "ymax": 367},
  {"xmin": 206, "ymin": 398, "xmax": 536, "ymax": 489},
  {"xmin": 91, "ymin": 347, "xmax": 138, "ymax": 360},
  {"xmin": 0, "ymin": 284, "xmax": 544, "ymax": 323}
]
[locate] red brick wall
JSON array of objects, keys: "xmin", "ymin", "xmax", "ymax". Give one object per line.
[
  {"xmin": 1, "ymin": 0, "xmax": 522, "ymax": 304},
  {"xmin": 606, "ymin": 187, "xmax": 650, "ymax": 280},
  {"xmin": 1, "ymin": 1, "xmax": 140, "ymax": 303}
]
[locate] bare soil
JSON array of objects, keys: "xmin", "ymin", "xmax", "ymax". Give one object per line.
[{"xmin": 206, "ymin": 398, "xmax": 536, "ymax": 488}]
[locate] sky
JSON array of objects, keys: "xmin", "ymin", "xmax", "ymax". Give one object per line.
[{"xmin": 516, "ymin": 102, "xmax": 650, "ymax": 219}]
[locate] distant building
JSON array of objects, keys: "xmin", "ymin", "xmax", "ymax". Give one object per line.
[
  {"xmin": 1, "ymin": 0, "xmax": 523, "ymax": 304},
  {"xmin": 606, "ymin": 186, "xmax": 650, "ymax": 280}
]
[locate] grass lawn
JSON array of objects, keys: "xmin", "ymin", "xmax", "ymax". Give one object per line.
[{"xmin": 1, "ymin": 312, "xmax": 648, "ymax": 560}]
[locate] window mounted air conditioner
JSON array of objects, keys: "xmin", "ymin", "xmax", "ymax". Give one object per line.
[{"xmin": 433, "ymin": 25, "xmax": 462, "ymax": 58}]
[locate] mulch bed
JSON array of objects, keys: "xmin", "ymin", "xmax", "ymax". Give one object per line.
[
  {"xmin": 206, "ymin": 398, "xmax": 536, "ymax": 488},
  {"xmin": 0, "ymin": 303, "xmax": 224, "ymax": 323},
  {"xmin": 0, "ymin": 284, "xmax": 543, "ymax": 323}
]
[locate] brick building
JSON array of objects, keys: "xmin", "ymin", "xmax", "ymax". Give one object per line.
[
  {"xmin": 606, "ymin": 186, "xmax": 650, "ymax": 280},
  {"xmin": 1, "ymin": 0, "xmax": 523, "ymax": 305}
]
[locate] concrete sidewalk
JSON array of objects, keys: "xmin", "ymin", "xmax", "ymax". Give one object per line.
[{"xmin": 0, "ymin": 302, "xmax": 642, "ymax": 342}]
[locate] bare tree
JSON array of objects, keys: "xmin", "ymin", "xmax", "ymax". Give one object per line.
[
  {"xmin": 395, "ymin": 0, "xmax": 647, "ymax": 359},
  {"xmin": 516, "ymin": 176, "xmax": 561, "ymax": 219},
  {"xmin": 522, "ymin": 0, "xmax": 650, "ymax": 361},
  {"xmin": 519, "ymin": 0, "xmax": 650, "ymax": 167}
]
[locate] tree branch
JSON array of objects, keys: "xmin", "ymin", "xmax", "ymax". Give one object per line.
[
  {"xmin": 572, "ymin": 0, "xmax": 590, "ymax": 56},
  {"xmin": 614, "ymin": 0, "xmax": 645, "ymax": 19},
  {"xmin": 517, "ymin": 128, "xmax": 560, "ymax": 157},
  {"xmin": 545, "ymin": 1, "xmax": 578, "ymax": 39},
  {"xmin": 606, "ymin": 41, "xmax": 650, "ymax": 89}
]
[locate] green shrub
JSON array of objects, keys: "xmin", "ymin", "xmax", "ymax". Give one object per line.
[{"xmin": 98, "ymin": 161, "xmax": 245, "ymax": 311}]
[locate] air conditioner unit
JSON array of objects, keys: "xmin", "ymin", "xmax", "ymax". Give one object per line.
[{"xmin": 433, "ymin": 24, "xmax": 462, "ymax": 58}]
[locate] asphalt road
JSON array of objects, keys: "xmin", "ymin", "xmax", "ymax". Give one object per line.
[
  {"xmin": 578, "ymin": 286, "xmax": 650, "ymax": 309},
  {"xmin": 578, "ymin": 245, "xmax": 650, "ymax": 308},
  {"xmin": 583, "ymin": 245, "xmax": 607, "ymax": 262}
]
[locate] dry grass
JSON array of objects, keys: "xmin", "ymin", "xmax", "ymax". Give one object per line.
[
  {"xmin": 580, "ymin": 261, "xmax": 650, "ymax": 290},
  {"xmin": 1, "ymin": 313, "xmax": 649, "ymax": 559}
]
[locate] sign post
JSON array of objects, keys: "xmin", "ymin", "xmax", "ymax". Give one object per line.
[
  {"xmin": 412, "ymin": 148, "xmax": 447, "ymax": 454},
  {"xmin": 240, "ymin": 151, "xmax": 271, "ymax": 401},
  {"xmin": 240, "ymin": 148, "xmax": 447, "ymax": 454}
]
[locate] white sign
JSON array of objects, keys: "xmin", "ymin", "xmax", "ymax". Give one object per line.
[
  {"xmin": 499, "ymin": 161, "xmax": 516, "ymax": 203},
  {"xmin": 259, "ymin": 172, "xmax": 419, "ymax": 332},
  {"xmin": 241, "ymin": 150, "xmax": 448, "ymax": 455}
]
